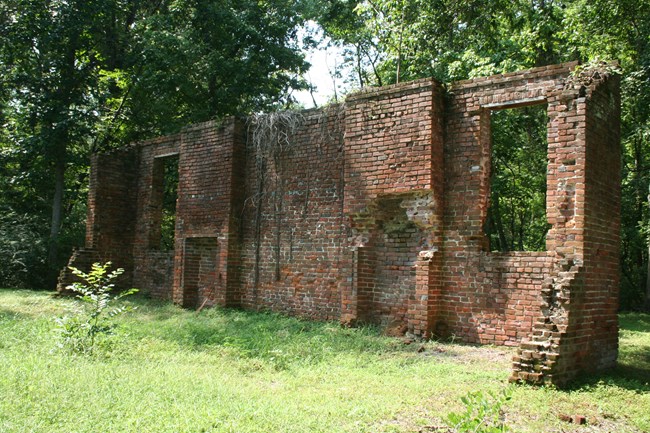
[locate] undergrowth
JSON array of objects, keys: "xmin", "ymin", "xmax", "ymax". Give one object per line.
[
  {"xmin": 0, "ymin": 290, "xmax": 648, "ymax": 433},
  {"xmin": 55, "ymin": 262, "xmax": 137, "ymax": 354},
  {"xmin": 446, "ymin": 388, "xmax": 513, "ymax": 432}
]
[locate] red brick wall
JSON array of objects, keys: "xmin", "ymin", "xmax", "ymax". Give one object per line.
[
  {"xmin": 238, "ymin": 107, "xmax": 346, "ymax": 319},
  {"xmin": 172, "ymin": 119, "xmax": 245, "ymax": 308},
  {"xmin": 131, "ymin": 133, "xmax": 181, "ymax": 300},
  {"xmin": 575, "ymin": 74, "xmax": 621, "ymax": 374},
  {"xmin": 57, "ymin": 147, "xmax": 139, "ymax": 290},
  {"xmin": 61, "ymin": 63, "xmax": 620, "ymax": 386},
  {"xmin": 344, "ymin": 79, "xmax": 439, "ymax": 204},
  {"xmin": 341, "ymin": 79, "xmax": 446, "ymax": 334},
  {"xmin": 506, "ymin": 64, "xmax": 620, "ymax": 385},
  {"xmin": 443, "ymin": 63, "xmax": 580, "ymax": 347}
]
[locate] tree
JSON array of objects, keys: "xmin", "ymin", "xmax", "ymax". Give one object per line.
[
  {"xmin": 323, "ymin": 0, "xmax": 650, "ymax": 308},
  {"xmin": 0, "ymin": 0, "xmax": 310, "ymax": 288},
  {"xmin": 307, "ymin": 0, "xmax": 384, "ymax": 89},
  {"xmin": 562, "ymin": 0, "xmax": 650, "ymax": 309},
  {"xmin": 487, "ymin": 106, "xmax": 549, "ymax": 252},
  {"xmin": 0, "ymin": 0, "xmax": 103, "ymax": 283}
]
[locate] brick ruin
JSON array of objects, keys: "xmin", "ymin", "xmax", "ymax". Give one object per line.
[{"xmin": 60, "ymin": 62, "xmax": 620, "ymax": 386}]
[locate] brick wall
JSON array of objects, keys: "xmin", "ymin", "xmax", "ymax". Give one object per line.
[
  {"xmin": 61, "ymin": 63, "xmax": 620, "ymax": 386},
  {"xmin": 571, "ymin": 73, "xmax": 621, "ymax": 375},
  {"xmin": 57, "ymin": 146, "xmax": 138, "ymax": 290},
  {"xmin": 238, "ymin": 107, "xmax": 346, "ymax": 319},
  {"xmin": 442, "ymin": 64, "xmax": 580, "ymax": 351},
  {"xmin": 341, "ymin": 79, "xmax": 446, "ymax": 334},
  {"xmin": 506, "ymin": 64, "xmax": 621, "ymax": 386},
  {"xmin": 131, "ymin": 133, "xmax": 181, "ymax": 300},
  {"xmin": 171, "ymin": 118, "xmax": 246, "ymax": 308}
]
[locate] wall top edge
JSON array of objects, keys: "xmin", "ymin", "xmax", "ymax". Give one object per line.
[
  {"xmin": 135, "ymin": 132, "xmax": 182, "ymax": 148},
  {"xmin": 345, "ymin": 77, "xmax": 442, "ymax": 102},
  {"xmin": 449, "ymin": 61, "xmax": 580, "ymax": 91}
]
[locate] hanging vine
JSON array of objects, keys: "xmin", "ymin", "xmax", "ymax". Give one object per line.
[
  {"xmin": 317, "ymin": 102, "xmax": 346, "ymax": 153},
  {"xmin": 246, "ymin": 111, "xmax": 304, "ymax": 294}
]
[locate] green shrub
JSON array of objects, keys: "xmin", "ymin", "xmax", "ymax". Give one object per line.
[
  {"xmin": 446, "ymin": 387, "xmax": 512, "ymax": 433},
  {"xmin": 0, "ymin": 210, "xmax": 47, "ymax": 288},
  {"xmin": 55, "ymin": 262, "xmax": 137, "ymax": 354}
]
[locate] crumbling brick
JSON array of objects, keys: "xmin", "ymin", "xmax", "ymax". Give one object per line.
[{"xmin": 59, "ymin": 62, "xmax": 620, "ymax": 387}]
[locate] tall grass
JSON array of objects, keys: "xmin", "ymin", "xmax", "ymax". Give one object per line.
[{"xmin": 0, "ymin": 289, "xmax": 648, "ymax": 432}]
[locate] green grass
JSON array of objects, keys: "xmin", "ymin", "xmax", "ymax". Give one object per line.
[{"xmin": 0, "ymin": 289, "xmax": 649, "ymax": 433}]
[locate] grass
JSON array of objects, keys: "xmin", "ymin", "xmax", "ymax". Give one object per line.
[{"xmin": 0, "ymin": 289, "xmax": 648, "ymax": 433}]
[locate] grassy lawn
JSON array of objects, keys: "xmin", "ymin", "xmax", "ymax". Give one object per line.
[{"xmin": 0, "ymin": 289, "xmax": 648, "ymax": 433}]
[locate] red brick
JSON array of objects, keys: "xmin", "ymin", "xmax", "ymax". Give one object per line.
[{"xmin": 59, "ymin": 63, "xmax": 620, "ymax": 387}]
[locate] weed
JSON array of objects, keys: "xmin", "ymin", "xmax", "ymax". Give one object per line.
[
  {"xmin": 54, "ymin": 262, "xmax": 137, "ymax": 354},
  {"xmin": 446, "ymin": 387, "xmax": 513, "ymax": 433}
]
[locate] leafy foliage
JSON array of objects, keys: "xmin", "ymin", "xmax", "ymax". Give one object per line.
[
  {"xmin": 160, "ymin": 156, "xmax": 179, "ymax": 251},
  {"xmin": 0, "ymin": 210, "xmax": 47, "ymax": 288},
  {"xmin": 446, "ymin": 387, "xmax": 513, "ymax": 433},
  {"xmin": 0, "ymin": 0, "xmax": 311, "ymax": 288},
  {"xmin": 487, "ymin": 105, "xmax": 549, "ymax": 252},
  {"xmin": 55, "ymin": 262, "xmax": 137, "ymax": 354}
]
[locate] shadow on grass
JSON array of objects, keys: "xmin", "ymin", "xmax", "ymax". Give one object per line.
[
  {"xmin": 0, "ymin": 307, "xmax": 30, "ymax": 321},
  {"xmin": 0, "ymin": 289, "xmax": 63, "ymax": 318},
  {"xmin": 619, "ymin": 312, "xmax": 650, "ymax": 333},
  {"xmin": 569, "ymin": 365, "xmax": 650, "ymax": 395},
  {"xmin": 121, "ymin": 300, "xmax": 650, "ymax": 376},
  {"xmin": 609, "ymin": 364, "xmax": 650, "ymax": 386},
  {"xmin": 568, "ymin": 312, "xmax": 650, "ymax": 393},
  {"xmin": 121, "ymin": 298, "xmax": 409, "ymax": 370}
]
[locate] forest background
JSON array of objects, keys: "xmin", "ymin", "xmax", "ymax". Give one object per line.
[{"xmin": 1, "ymin": 0, "xmax": 648, "ymax": 310}]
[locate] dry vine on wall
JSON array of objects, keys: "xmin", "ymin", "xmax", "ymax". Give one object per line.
[{"xmin": 246, "ymin": 112, "xmax": 304, "ymax": 296}]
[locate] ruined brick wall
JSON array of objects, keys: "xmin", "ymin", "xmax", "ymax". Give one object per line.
[
  {"xmin": 341, "ymin": 79, "xmax": 445, "ymax": 334},
  {"xmin": 507, "ymin": 65, "xmax": 621, "ymax": 385},
  {"xmin": 131, "ymin": 133, "xmax": 181, "ymax": 300},
  {"xmin": 57, "ymin": 147, "xmax": 138, "ymax": 290},
  {"xmin": 238, "ymin": 107, "xmax": 346, "ymax": 319},
  {"xmin": 568, "ymin": 72, "xmax": 621, "ymax": 376},
  {"xmin": 442, "ymin": 64, "xmax": 580, "ymax": 347},
  {"xmin": 60, "ymin": 63, "xmax": 620, "ymax": 386},
  {"xmin": 172, "ymin": 118, "xmax": 246, "ymax": 309},
  {"xmin": 122, "ymin": 119, "xmax": 247, "ymax": 306},
  {"xmin": 86, "ymin": 148, "xmax": 139, "ymax": 268}
]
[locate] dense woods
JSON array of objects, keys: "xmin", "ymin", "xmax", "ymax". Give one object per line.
[{"xmin": 1, "ymin": 0, "xmax": 649, "ymax": 309}]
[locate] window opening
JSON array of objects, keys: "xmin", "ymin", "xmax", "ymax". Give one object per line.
[
  {"xmin": 161, "ymin": 155, "xmax": 179, "ymax": 250},
  {"xmin": 151, "ymin": 154, "xmax": 179, "ymax": 250},
  {"xmin": 486, "ymin": 104, "xmax": 549, "ymax": 252}
]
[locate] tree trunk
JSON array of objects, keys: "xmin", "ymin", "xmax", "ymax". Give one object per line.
[
  {"xmin": 395, "ymin": 7, "xmax": 404, "ymax": 84},
  {"xmin": 646, "ymin": 240, "xmax": 650, "ymax": 311},
  {"xmin": 646, "ymin": 184, "xmax": 650, "ymax": 311},
  {"xmin": 492, "ymin": 192, "xmax": 509, "ymax": 252},
  {"xmin": 355, "ymin": 44, "xmax": 364, "ymax": 88},
  {"xmin": 47, "ymin": 157, "xmax": 65, "ymax": 286}
]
